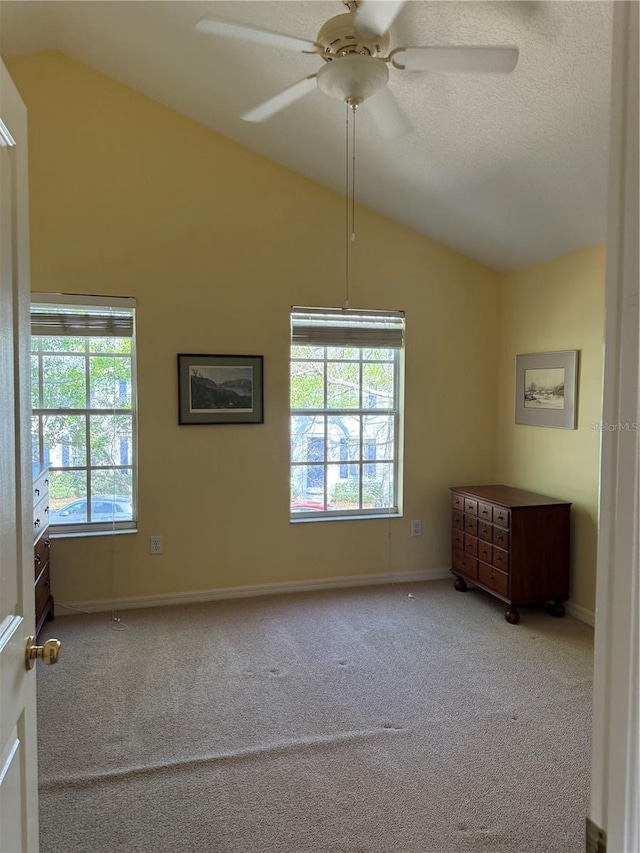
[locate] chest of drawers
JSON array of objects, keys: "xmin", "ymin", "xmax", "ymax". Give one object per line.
[
  {"xmin": 450, "ymin": 484, "xmax": 571, "ymax": 624},
  {"xmin": 33, "ymin": 464, "xmax": 54, "ymax": 635}
]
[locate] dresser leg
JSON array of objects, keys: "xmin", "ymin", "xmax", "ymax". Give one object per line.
[
  {"xmin": 549, "ymin": 600, "xmax": 566, "ymax": 618},
  {"xmin": 505, "ymin": 607, "xmax": 520, "ymax": 624},
  {"xmin": 454, "ymin": 576, "xmax": 468, "ymax": 592}
]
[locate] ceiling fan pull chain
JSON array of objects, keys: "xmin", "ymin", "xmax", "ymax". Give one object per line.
[
  {"xmin": 345, "ymin": 101, "xmax": 351, "ymax": 309},
  {"xmin": 351, "ymin": 103, "xmax": 357, "ymax": 244}
]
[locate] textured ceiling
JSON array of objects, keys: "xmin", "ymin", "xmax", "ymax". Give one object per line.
[{"xmin": 0, "ymin": 0, "xmax": 613, "ymax": 271}]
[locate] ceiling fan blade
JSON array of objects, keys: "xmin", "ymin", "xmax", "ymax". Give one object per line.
[
  {"xmin": 364, "ymin": 87, "xmax": 412, "ymax": 138},
  {"xmin": 195, "ymin": 18, "xmax": 318, "ymax": 53},
  {"xmin": 392, "ymin": 46, "xmax": 519, "ymax": 73},
  {"xmin": 355, "ymin": 1, "xmax": 407, "ymax": 37},
  {"xmin": 241, "ymin": 75, "xmax": 318, "ymax": 122}
]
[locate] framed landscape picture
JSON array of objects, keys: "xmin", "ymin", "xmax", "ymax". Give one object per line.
[
  {"xmin": 515, "ymin": 350, "xmax": 579, "ymax": 429},
  {"xmin": 178, "ymin": 354, "xmax": 264, "ymax": 425}
]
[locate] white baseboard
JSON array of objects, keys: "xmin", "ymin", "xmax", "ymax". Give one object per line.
[
  {"xmin": 565, "ymin": 600, "xmax": 595, "ymax": 627},
  {"xmin": 57, "ymin": 568, "xmax": 452, "ymax": 616}
]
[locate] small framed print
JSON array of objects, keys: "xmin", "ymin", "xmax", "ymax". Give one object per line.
[
  {"xmin": 177, "ymin": 354, "xmax": 264, "ymax": 425},
  {"xmin": 515, "ymin": 350, "xmax": 579, "ymax": 429}
]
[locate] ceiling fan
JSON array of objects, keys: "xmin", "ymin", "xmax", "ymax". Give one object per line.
[{"xmin": 195, "ymin": 0, "xmax": 519, "ymax": 138}]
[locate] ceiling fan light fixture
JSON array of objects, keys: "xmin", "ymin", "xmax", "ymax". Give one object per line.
[{"xmin": 317, "ymin": 54, "xmax": 389, "ymax": 105}]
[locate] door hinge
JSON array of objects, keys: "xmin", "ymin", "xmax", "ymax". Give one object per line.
[{"xmin": 586, "ymin": 818, "xmax": 607, "ymax": 853}]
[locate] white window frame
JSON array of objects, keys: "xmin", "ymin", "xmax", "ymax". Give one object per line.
[
  {"xmin": 30, "ymin": 293, "xmax": 137, "ymax": 535},
  {"xmin": 290, "ymin": 307, "xmax": 405, "ymax": 521}
]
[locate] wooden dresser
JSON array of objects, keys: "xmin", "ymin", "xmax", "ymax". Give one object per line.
[
  {"xmin": 33, "ymin": 463, "xmax": 54, "ymax": 635},
  {"xmin": 450, "ymin": 484, "xmax": 571, "ymax": 624}
]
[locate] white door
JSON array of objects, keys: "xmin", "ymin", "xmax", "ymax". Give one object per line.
[
  {"xmin": 590, "ymin": 3, "xmax": 640, "ymax": 851},
  {"xmin": 0, "ymin": 59, "xmax": 41, "ymax": 853}
]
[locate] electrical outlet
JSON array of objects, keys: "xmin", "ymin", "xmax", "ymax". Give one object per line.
[
  {"xmin": 411, "ymin": 519, "xmax": 422, "ymax": 537},
  {"xmin": 150, "ymin": 535, "xmax": 163, "ymax": 555}
]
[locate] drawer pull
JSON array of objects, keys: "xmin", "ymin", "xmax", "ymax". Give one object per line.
[
  {"xmin": 34, "ymin": 519, "xmax": 40, "ymax": 529},
  {"xmin": 45, "ymin": 539, "xmax": 51, "ymax": 549},
  {"xmin": 44, "ymin": 578, "xmax": 51, "ymax": 588},
  {"xmin": 35, "ymin": 554, "xmax": 41, "ymax": 566},
  {"xmin": 34, "ymin": 488, "xmax": 40, "ymax": 497},
  {"xmin": 44, "ymin": 506, "xmax": 49, "ymax": 514},
  {"xmin": 44, "ymin": 479, "xmax": 49, "ymax": 486}
]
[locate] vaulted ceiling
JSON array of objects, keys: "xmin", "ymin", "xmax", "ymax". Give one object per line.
[{"xmin": 0, "ymin": 1, "xmax": 613, "ymax": 271}]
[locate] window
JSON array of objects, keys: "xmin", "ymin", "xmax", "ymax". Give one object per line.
[
  {"xmin": 30, "ymin": 294, "xmax": 137, "ymax": 533},
  {"xmin": 290, "ymin": 307, "xmax": 404, "ymax": 518}
]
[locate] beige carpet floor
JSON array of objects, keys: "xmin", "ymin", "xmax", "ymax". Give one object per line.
[{"xmin": 37, "ymin": 580, "xmax": 593, "ymax": 853}]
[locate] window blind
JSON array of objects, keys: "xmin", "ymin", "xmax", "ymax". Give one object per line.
[
  {"xmin": 291, "ymin": 307, "xmax": 405, "ymax": 349},
  {"xmin": 31, "ymin": 295, "xmax": 135, "ymax": 338}
]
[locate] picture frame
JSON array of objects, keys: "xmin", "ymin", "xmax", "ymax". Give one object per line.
[
  {"xmin": 177, "ymin": 354, "xmax": 264, "ymax": 425},
  {"xmin": 515, "ymin": 350, "xmax": 579, "ymax": 429}
]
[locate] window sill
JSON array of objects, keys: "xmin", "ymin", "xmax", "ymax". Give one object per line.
[
  {"xmin": 50, "ymin": 528, "xmax": 138, "ymax": 540},
  {"xmin": 290, "ymin": 513, "xmax": 401, "ymax": 524}
]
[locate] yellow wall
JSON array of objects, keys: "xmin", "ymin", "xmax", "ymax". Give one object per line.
[
  {"xmin": 496, "ymin": 245, "xmax": 606, "ymax": 612},
  {"xmin": 7, "ymin": 51, "xmax": 606, "ymax": 615},
  {"xmin": 7, "ymin": 51, "xmax": 500, "ymax": 605}
]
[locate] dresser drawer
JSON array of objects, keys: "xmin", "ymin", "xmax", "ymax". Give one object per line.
[
  {"xmin": 33, "ymin": 493, "xmax": 49, "ymax": 538},
  {"xmin": 493, "ymin": 507, "xmax": 510, "ymax": 529},
  {"xmin": 477, "ymin": 501, "xmax": 493, "ymax": 522},
  {"xmin": 34, "ymin": 529, "xmax": 51, "ymax": 578},
  {"xmin": 451, "ymin": 493, "xmax": 465, "ymax": 512},
  {"xmin": 452, "ymin": 550, "xmax": 478, "ymax": 580},
  {"xmin": 33, "ymin": 469, "xmax": 49, "ymax": 503},
  {"xmin": 478, "ymin": 540, "xmax": 492, "ymax": 563},
  {"xmin": 478, "ymin": 520, "xmax": 492, "ymax": 542},
  {"xmin": 452, "ymin": 528, "xmax": 464, "ymax": 550},
  {"xmin": 464, "ymin": 498, "xmax": 477, "ymax": 516},
  {"xmin": 464, "ymin": 515, "xmax": 478, "ymax": 535},
  {"xmin": 464, "ymin": 534, "xmax": 478, "ymax": 557},
  {"xmin": 492, "ymin": 546, "xmax": 509, "ymax": 573},
  {"xmin": 478, "ymin": 562, "xmax": 509, "ymax": 597},
  {"xmin": 35, "ymin": 563, "xmax": 52, "ymax": 620},
  {"xmin": 452, "ymin": 510, "xmax": 464, "ymax": 531},
  {"xmin": 492, "ymin": 526, "xmax": 510, "ymax": 550}
]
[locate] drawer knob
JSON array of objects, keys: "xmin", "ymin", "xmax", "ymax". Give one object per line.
[
  {"xmin": 35, "ymin": 554, "xmax": 41, "ymax": 566},
  {"xmin": 34, "ymin": 519, "xmax": 40, "ymax": 529},
  {"xmin": 25, "ymin": 636, "xmax": 61, "ymax": 670}
]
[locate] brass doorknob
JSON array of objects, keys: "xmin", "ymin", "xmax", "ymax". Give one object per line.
[{"xmin": 25, "ymin": 636, "xmax": 61, "ymax": 670}]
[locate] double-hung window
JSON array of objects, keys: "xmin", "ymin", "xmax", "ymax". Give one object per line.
[
  {"xmin": 290, "ymin": 307, "xmax": 405, "ymax": 519},
  {"xmin": 30, "ymin": 294, "xmax": 137, "ymax": 533}
]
